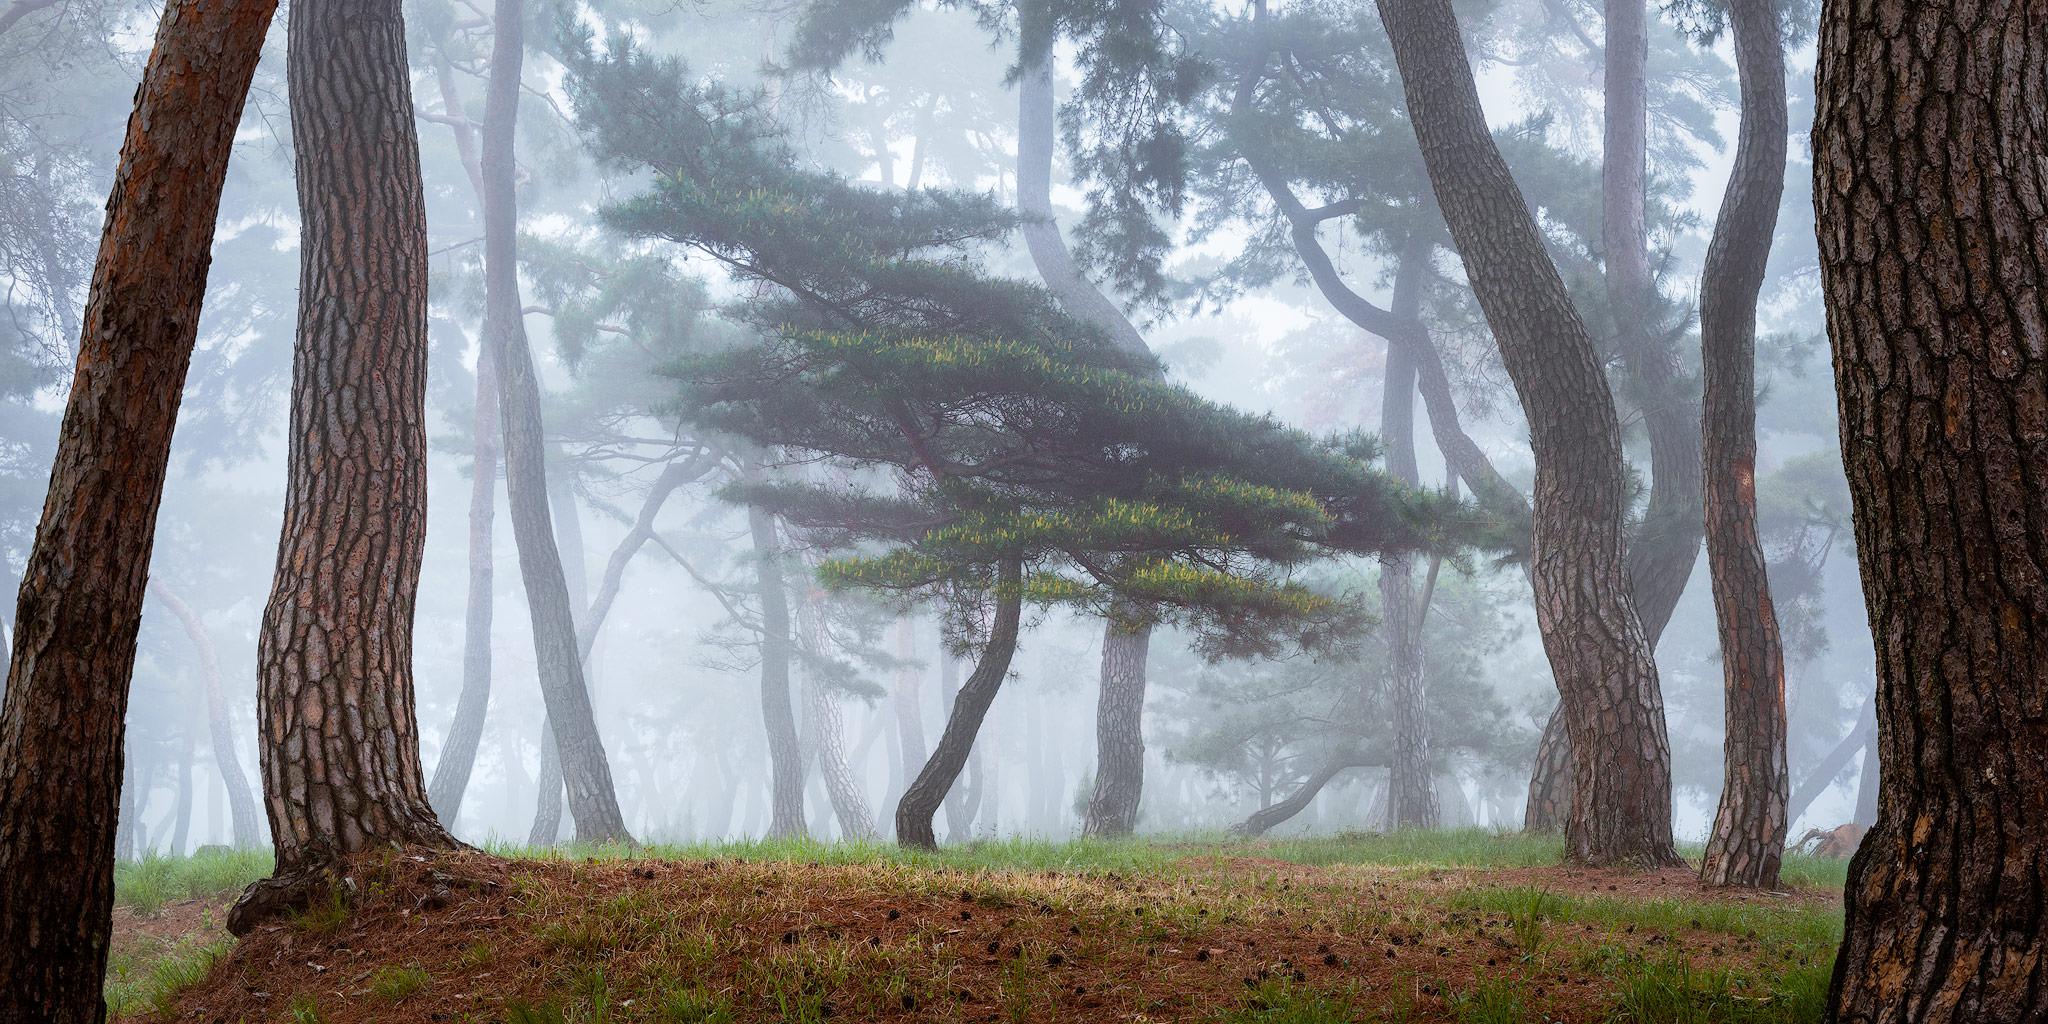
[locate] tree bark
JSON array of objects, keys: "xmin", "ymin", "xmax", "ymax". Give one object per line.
[
  {"xmin": 428, "ymin": 345, "xmax": 499, "ymax": 823},
  {"xmin": 1815, "ymin": 0, "xmax": 2048, "ymax": 1015},
  {"xmin": 150, "ymin": 582, "xmax": 261, "ymax": 849},
  {"xmin": 1603, "ymin": 0, "xmax": 1705, "ymax": 646},
  {"xmin": 235, "ymin": 0, "xmax": 459, "ymax": 933},
  {"xmin": 481, "ymin": 0, "xmax": 631, "ymax": 844},
  {"xmin": 528, "ymin": 471, "xmax": 593, "ymax": 845},
  {"xmin": 1522, "ymin": 708, "xmax": 1571, "ymax": 832},
  {"xmin": 0, "ymin": 0, "xmax": 272, "ymax": 1014},
  {"xmin": 1376, "ymin": 0, "xmax": 1681, "ymax": 867},
  {"xmin": 897, "ymin": 556, "xmax": 1024, "ymax": 850},
  {"xmin": 1082, "ymin": 613, "xmax": 1150, "ymax": 836},
  {"xmin": 746, "ymin": 493, "xmax": 808, "ymax": 839},
  {"xmin": 1382, "ymin": 237, "xmax": 1438, "ymax": 830},
  {"xmin": 1696, "ymin": 0, "xmax": 1789, "ymax": 891}
]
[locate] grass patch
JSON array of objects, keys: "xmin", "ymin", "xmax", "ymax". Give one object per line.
[
  {"xmin": 102, "ymin": 935, "xmax": 231, "ymax": 1017},
  {"xmin": 368, "ymin": 963, "xmax": 430, "ymax": 1001},
  {"xmin": 113, "ymin": 847, "xmax": 270, "ymax": 916}
]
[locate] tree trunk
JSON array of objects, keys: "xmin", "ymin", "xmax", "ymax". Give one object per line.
[
  {"xmin": 796, "ymin": 586, "xmax": 876, "ymax": 841},
  {"xmin": 150, "ymin": 582, "xmax": 261, "ymax": 848},
  {"xmin": 0, "ymin": 0, "xmax": 272, "ymax": 1013},
  {"xmin": 1787, "ymin": 695, "xmax": 1874, "ymax": 828},
  {"xmin": 1376, "ymin": 0, "xmax": 1680, "ymax": 868},
  {"xmin": 1603, "ymin": 0, "xmax": 1705, "ymax": 645},
  {"xmin": 1082, "ymin": 614, "xmax": 1149, "ymax": 837},
  {"xmin": 1522, "ymin": 708, "xmax": 1571, "ymax": 832},
  {"xmin": 1696, "ymin": 0, "xmax": 1789, "ymax": 891},
  {"xmin": 235, "ymin": 0, "xmax": 459, "ymax": 933},
  {"xmin": 889, "ymin": 618, "xmax": 924, "ymax": 821},
  {"xmin": 528, "ymin": 471, "xmax": 593, "ymax": 845},
  {"xmin": 428, "ymin": 345, "xmax": 499, "ymax": 823},
  {"xmin": 897, "ymin": 556, "xmax": 1024, "ymax": 850},
  {"xmin": 1229, "ymin": 751, "xmax": 1378, "ymax": 838},
  {"xmin": 170, "ymin": 718, "xmax": 195, "ymax": 856},
  {"xmin": 481, "ymin": 0, "xmax": 631, "ymax": 845},
  {"xmin": 747, "ymin": 494, "xmax": 808, "ymax": 839},
  {"xmin": 1815, "ymin": 0, "xmax": 2048, "ymax": 1015},
  {"xmin": 1382, "ymin": 237, "xmax": 1438, "ymax": 830}
]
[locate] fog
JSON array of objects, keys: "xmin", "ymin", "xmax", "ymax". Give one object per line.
[{"xmin": 0, "ymin": 0, "xmax": 1870, "ymax": 857}]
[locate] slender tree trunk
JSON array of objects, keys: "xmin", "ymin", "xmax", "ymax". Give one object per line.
[
  {"xmin": 150, "ymin": 582, "xmax": 261, "ymax": 848},
  {"xmin": 1816, "ymin": 0, "xmax": 2048, "ymax": 1015},
  {"xmin": 235, "ymin": 0, "xmax": 459, "ymax": 932},
  {"xmin": 170, "ymin": 718, "xmax": 195, "ymax": 856},
  {"xmin": 889, "ymin": 618, "xmax": 924, "ymax": 819},
  {"xmin": 1697, "ymin": 0, "xmax": 1789, "ymax": 890},
  {"xmin": 796, "ymin": 586, "xmax": 876, "ymax": 840},
  {"xmin": 1382, "ymin": 237, "xmax": 1437, "ymax": 830},
  {"xmin": 1787, "ymin": 696, "xmax": 1874, "ymax": 827},
  {"xmin": 1229, "ymin": 752, "xmax": 1378, "ymax": 838},
  {"xmin": 897, "ymin": 556, "xmax": 1024, "ymax": 850},
  {"xmin": 746, "ymin": 493, "xmax": 807, "ymax": 839},
  {"xmin": 528, "ymin": 472, "xmax": 593, "ymax": 844},
  {"xmin": 1376, "ymin": 0, "xmax": 1680, "ymax": 867},
  {"xmin": 428, "ymin": 346, "xmax": 499, "ymax": 822},
  {"xmin": 1603, "ymin": 0, "xmax": 1705, "ymax": 645},
  {"xmin": 0, "ymin": 0, "xmax": 275, "ymax": 1009},
  {"xmin": 481, "ymin": 0, "xmax": 631, "ymax": 844}
]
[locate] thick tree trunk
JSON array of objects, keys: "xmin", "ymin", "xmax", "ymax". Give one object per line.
[
  {"xmin": 150, "ymin": 582, "xmax": 261, "ymax": 848},
  {"xmin": 1229, "ymin": 752, "xmax": 1378, "ymax": 838},
  {"xmin": 1522, "ymin": 708, "xmax": 1571, "ymax": 832},
  {"xmin": 1696, "ymin": 0, "xmax": 1789, "ymax": 891},
  {"xmin": 747, "ymin": 496, "xmax": 808, "ymax": 839},
  {"xmin": 1376, "ymin": 0, "xmax": 1680, "ymax": 867},
  {"xmin": 0, "ymin": 0, "xmax": 272, "ymax": 1014},
  {"xmin": 897, "ymin": 556, "xmax": 1024, "ymax": 850},
  {"xmin": 1082, "ymin": 615, "xmax": 1149, "ymax": 837},
  {"xmin": 236, "ymin": 0, "xmax": 459, "ymax": 933},
  {"xmin": 1382, "ymin": 239, "xmax": 1437, "ymax": 830},
  {"xmin": 428, "ymin": 346, "xmax": 499, "ymax": 822},
  {"xmin": 481, "ymin": 0, "xmax": 631, "ymax": 845},
  {"xmin": 1603, "ymin": 0, "xmax": 1705, "ymax": 645},
  {"xmin": 1815, "ymin": 0, "xmax": 2048, "ymax": 1016}
]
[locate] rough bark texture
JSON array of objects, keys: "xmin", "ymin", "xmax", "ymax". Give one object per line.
[
  {"xmin": 1815, "ymin": 0, "xmax": 2048, "ymax": 1016},
  {"xmin": 1522, "ymin": 708, "xmax": 1572, "ymax": 832},
  {"xmin": 747, "ymin": 498, "xmax": 808, "ymax": 839},
  {"xmin": 1696, "ymin": 0, "xmax": 1789, "ymax": 891},
  {"xmin": 236, "ymin": 0, "xmax": 459, "ymax": 933},
  {"xmin": 897, "ymin": 556, "xmax": 1024, "ymax": 850},
  {"xmin": 1376, "ymin": 0, "xmax": 1680, "ymax": 867},
  {"xmin": 150, "ymin": 583, "xmax": 261, "ymax": 849},
  {"xmin": 1082, "ymin": 614, "xmax": 1150, "ymax": 836},
  {"xmin": 1604, "ymin": 0, "xmax": 1705, "ymax": 646},
  {"xmin": 1228, "ymin": 752, "xmax": 1379, "ymax": 838},
  {"xmin": 1381, "ymin": 241, "xmax": 1438, "ymax": 830},
  {"xmin": 481, "ymin": 0, "xmax": 631, "ymax": 844},
  {"xmin": 0, "ymin": 0, "xmax": 273, "ymax": 1014},
  {"xmin": 428, "ymin": 345, "xmax": 499, "ymax": 822}
]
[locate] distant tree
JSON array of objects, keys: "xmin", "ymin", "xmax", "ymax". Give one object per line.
[
  {"xmin": 1814, "ymin": 0, "xmax": 2048, "ymax": 1016},
  {"xmin": 148, "ymin": 582, "xmax": 262, "ymax": 850},
  {"xmin": 0, "ymin": 0, "xmax": 274, "ymax": 1014}
]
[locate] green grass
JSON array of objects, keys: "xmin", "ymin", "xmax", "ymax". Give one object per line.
[
  {"xmin": 368, "ymin": 963, "xmax": 431, "ymax": 1001},
  {"xmin": 112, "ymin": 846, "xmax": 271, "ymax": 916},
  {"xmin": 102, "ymin": 934, "xmax": 232, "ymax": 1017}
]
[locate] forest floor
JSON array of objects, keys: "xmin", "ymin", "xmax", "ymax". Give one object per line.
[{"xmin": 109, "ymin": 831, "xmax": 1847, "ymax": 1023}]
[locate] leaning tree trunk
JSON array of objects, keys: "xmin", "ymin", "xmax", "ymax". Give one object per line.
[
  {"xmin": 747, "ymin": 496, "xmax": 808, "ymax": 839},
  {"xmin": 428, "ymin": 344, "xmax": 499, "ymax": 822},
  {"xmin": 1815, "ymin": 0, "xmax": 2048, "ymax": 1016},
  {"xmin": 481, "ymin": 0, "xmax": 631, "ymax": 844},
  {"xmin": 0, "ymin": 0, "xmax": 272, "ymax": 1014},
  {"xmin": 1376, "ymin": 0, "xmax": 1680, "ymax": 867},
  {"xmin": 234, "ymin": 0, "xmax": 460, "ymax": 933},
  {"xmin": 897, "ymin": 556, "xmax": 1024, "ymax": 850},
  {"xmin": 1696, "ymin": 0, "xmax": 1789, "ymax": 891},
  {"xmin": 1381, "ymin": 236, "xmax": 1438, "ymax": 830},
  {"xmin": 1228, "ymin": 751, "xmax": 1378, "ymax": 838},
  {"xmin": 1604, "ymin": 0, "xmax": 1704, "ymax": 646},
  {"xmin": 1786, "ymin": 695, "xmax": 1874, "ymax": 828},
  {"xmin": 150, "ymin": 582, "xmax": 261, "ymax": 848},
  {"xmin": 796, "ymin": 584, "xmax": 876, "ymax": 841},
  {"xmin": 1521, "ymin": 710, "xmax": 1572, "ymax": 832},
  {"xmin": 1017, "ymin": 25, "xmax": 1159, "ymax": 838},
  {"xmin": 528, "ymin": 472, "xmax": 594, "ymax": 845}
]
